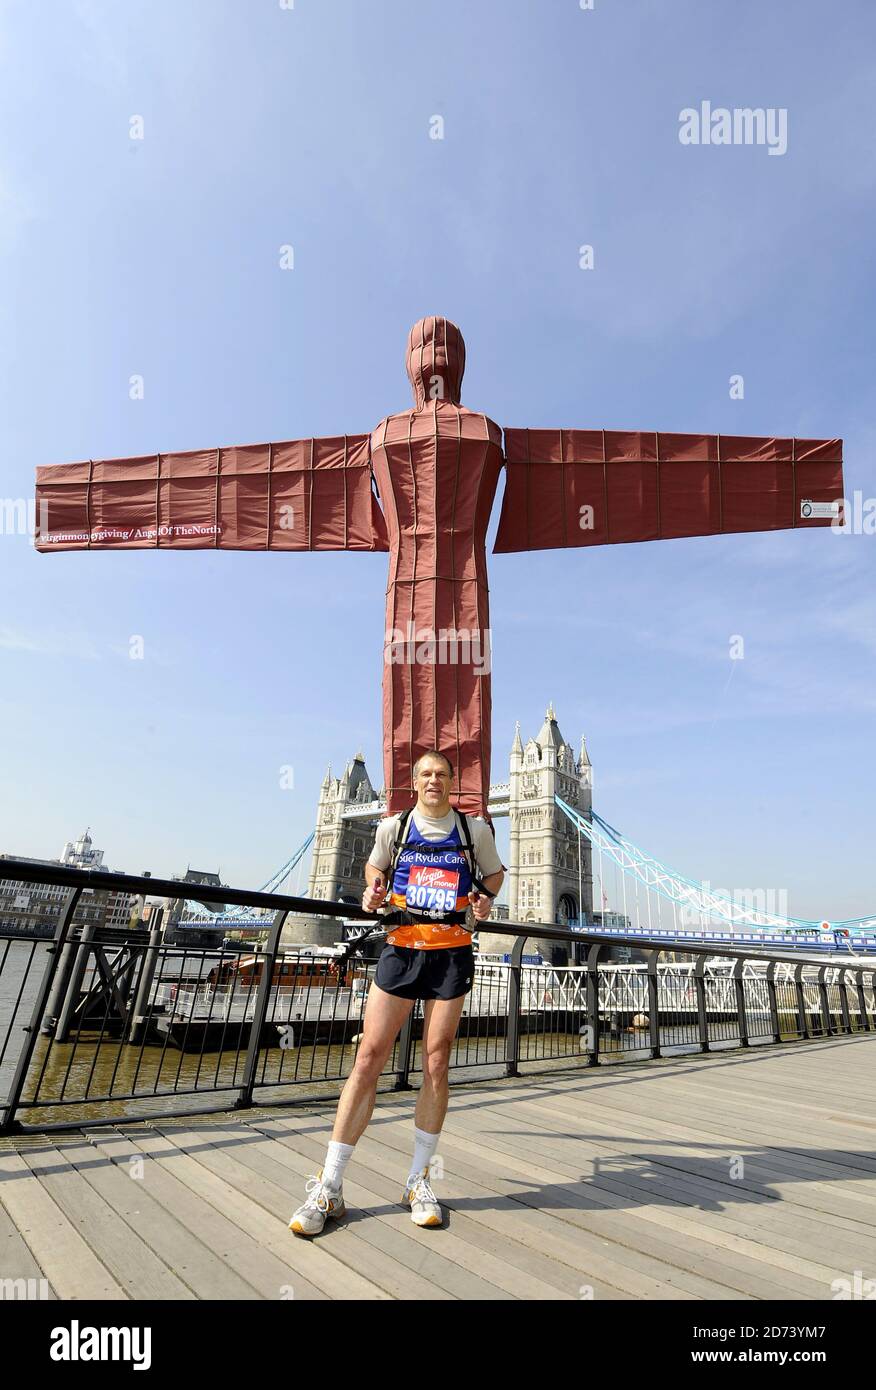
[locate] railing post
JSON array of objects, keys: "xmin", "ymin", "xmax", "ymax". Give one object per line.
[
  {"xmin": 818, "ymin": 966, "xmax": 832, "ymax": 1036},
  {"xmin": 127, "ymin": 907, "xmax": 165, "ymax": 1046},
  {"xmin": 856, "ymin": 972, "xmax": 869, "ymax": 1033},
  {"xmin": 646, "ymin": 950, "xmax": 660, "ymax": 1059},
  {"xmin": 839, "ymin": 969, "xmax": 853, "ymax": 1035},
  {"xmin": 733, "ymin": 959, "xmax": 749, "ymax": 1047},
  {"xmin": 0, "ymin": 887, "xmax": 82, "ymax": 1135},
  {"xmin": 694, "ymin": 955, "xmax": 709, "ymax": 1053},
  {"xmin": 54, "ymin": 922, "xmax": 95, "ymax": 1043},
  {"xmin": 505, "ymin": 936, "xmax": 525, "ymax": 1078},
  {"xmin": 42, "ymin": 923, "xmax": 85, "ymax": 1036},
  {"xmin": 585, "ymin": 944, "xmax": 602, "ymax": 1066},
  {"xmin": 766, "ymin": 961, "xmax": 781, "ymax": 1043},
  {"xmin": 795, "ymin": 963, "xmax": 810, "ymax": 1039},
  {"xmin": 234, "ymin": 909, "xmax": 287, "ymax": 1111}
]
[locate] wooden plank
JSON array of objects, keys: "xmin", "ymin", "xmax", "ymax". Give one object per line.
[
  {"xmin": 149, "ymin": 1119, "xmax": 401, "ymax": 1301},
  {"xmin": 249, "ymin": 1090, "xmax": 861, "ymax": 1296},
  {"xmin": 515, "ymin": 1075, "xmax": 876, "ymax": 1250},
  {"xmin": 0, "ymin": 1198, "xmax": 57, "ymax": 1298},
  {"xmin": 250, "ymin": 1115, "xmax": 575, "ymax": 1300},
  {"xmin": 184, "ymin": 1112, "xmax": 659, "ymax": 1295},
  {"xmin": 620, "ymin": 1078, "xmax": 876, "ymax": 1169},
  {"xmin": 532, "ymin": 1081, "xmax": 876, "ymax": 1226},
  {"xmin": 86, "ymin": 1127, "xmax": 328, "ymax": 1300},
  {"xmin": 508, "ymin": 1072, "xmax": 876, "ymax": 1211},
  {"xmin": 662, "ymin": 1048, "xmax": 876, "ymax": 1113},
  {"xmin": 57, "ymin": 1135, "xmax": 264, "ymax": 1300},
  {"xmin": 15, "ymin": 1140, "xmax": 194, "ymax": 1300},
  {"xmin": 618, "ymin": 1052, "xmax": 876, "ymax": 1137},
  {"xmin": 249, "ymin": 1114, "xmax": 625, "ymax": 1300},
  {"xmin": 0, "ymin": 1148, "xmax": 127, "ymax": 1299},
  {"xmin": 356, "ymin": 1103, "xmax": 831, "ymax": 1300},
  {"xmin": 163, "ymin": 1115, "xmax": 506, "ymax": 1301},
  {"xmin": 436, "ymin": 1103, "xmax": 845, "ymax": 1297},
  {"xmin": 283, "ymin": 1106, "xmax": 733, "ymax": 1300}
]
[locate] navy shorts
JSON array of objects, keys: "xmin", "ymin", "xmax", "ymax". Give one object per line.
[{"xmin": 374, "ymin": 943, "xmax": 475, "ymax": 1001}]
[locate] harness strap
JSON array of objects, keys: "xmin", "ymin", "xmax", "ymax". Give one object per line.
[
  {"xmin": 385, "ymin": 806, "xmax": 414, "ymax": 890},
  {"xmin": 381, "ymin": 908, "xmax": 468, "ymax": 928},
  {"xmin": 453, "ymin": 809, "xmax": 496, "ymax": 899}
]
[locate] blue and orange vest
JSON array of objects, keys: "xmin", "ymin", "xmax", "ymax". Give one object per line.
[{"xmin": 386, "ymin": 814, "xmax": 474, "ymax": 950}]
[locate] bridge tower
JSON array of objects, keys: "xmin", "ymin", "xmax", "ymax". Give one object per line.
[
  {"xmin": 508, "ymin": 703, "xmax": 593, "ymax": 959},
  {"xmin": 307, "ymin": 753, "xmax": 381, "ymax": 905}
]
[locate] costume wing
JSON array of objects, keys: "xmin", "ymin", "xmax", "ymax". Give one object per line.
[
  {"xmin": 493, "ymin": 429, "xmax": 843, "ymax": 552},
  {"xmin": 35, "ymin": 436, "xmax": 388, "ymax": 553}
]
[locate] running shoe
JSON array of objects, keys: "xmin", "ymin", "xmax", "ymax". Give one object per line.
[
  {"xmin": 402, "ymin": 1167, "xmax": 443, "ymax": 1227},
  {"xmin": 288, "ymin": 1169, "xmax": 346, "ymax": 1237}
]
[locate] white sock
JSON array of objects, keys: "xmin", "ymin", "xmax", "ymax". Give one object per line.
[
  {"xmin": 323, "ymin": 1139, "xmax": 354, "ymax": 1190},
  {"xmin": 407, "ymin": 1125, "xmax": 440, "ymax": 1184}
]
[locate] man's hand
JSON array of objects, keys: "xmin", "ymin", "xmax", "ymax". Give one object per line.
[
  {"xmin": 362, "ymin": 872, "xmax": 387, "ymax": 913},
  {"xmin": 469, "ymin": 869, "xmax": 503, "ymax": 922},
  {"xmin": 469, "ymin": 889, "xmax": 493, "ymax": 922}
]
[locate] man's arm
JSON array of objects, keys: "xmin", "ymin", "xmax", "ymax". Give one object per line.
[
  {"xmin": 362, "ymin": 817, "xmax": 395, "ymax": 912},
  {"xmin": 363, "ymin": 860, "xmax": 389, "ymax": 913},
  {"xmin": 470, "ymin": 869, "xmax": 504, "ymax": 922}
]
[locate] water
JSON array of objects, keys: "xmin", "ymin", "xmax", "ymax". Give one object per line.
[{"xmin": 0, "ymin": 938, "xmax": 52, "ymax": 1107}]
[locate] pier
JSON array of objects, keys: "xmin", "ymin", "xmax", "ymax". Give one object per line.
[{"xmin": 2, "ymin": 1036, "xmax": 875, "ymax": 1299}]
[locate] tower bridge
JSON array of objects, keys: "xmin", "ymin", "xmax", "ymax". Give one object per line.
[{"xmin": 188, "ymin": 704, "xmax": 875, "ymax": 958}]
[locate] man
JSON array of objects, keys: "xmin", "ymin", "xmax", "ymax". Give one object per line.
[{"xmin": 289, "ymin": 749, "xmax": 505, "ymax": 1236}]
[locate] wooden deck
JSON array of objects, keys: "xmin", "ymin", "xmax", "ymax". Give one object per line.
[{"xmin": 2, "ymin": 1035, "xmax": 875, "ymax": 1300}]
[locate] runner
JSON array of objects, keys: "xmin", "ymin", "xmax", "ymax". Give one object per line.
[{"xmin": 289, "ymin": 749, "xmax": 504, "ymax": 1236}]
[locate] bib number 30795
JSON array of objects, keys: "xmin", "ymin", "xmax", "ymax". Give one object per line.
[{"xmin": 405, "ymin": 865, "xmax": 460, "ymax": 912}]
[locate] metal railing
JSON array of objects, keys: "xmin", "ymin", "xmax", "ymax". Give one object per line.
[{"xmin": 1, "ymin": 858, "xmax": 874, "ymax": 1134}]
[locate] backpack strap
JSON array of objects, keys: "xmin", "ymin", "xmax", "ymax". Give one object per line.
[
  {"xmin": 453, "ymin": 810, "xmax": 495, "ymax": 899},
  {"xmin": 384, "ymin": 807, "xmax": 413, "ymax": 891}
]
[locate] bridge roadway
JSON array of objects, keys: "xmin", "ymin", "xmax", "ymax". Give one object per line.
[{"xmin": 1, "ymin": 1034, "xmax": 874, "ymax": 1300}]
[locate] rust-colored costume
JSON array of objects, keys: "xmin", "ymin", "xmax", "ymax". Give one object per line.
[
  {"xmin": 34, "ymin": 317, "xmax": 843, "ymax": 818},
  {"xmin": 371, "ymin": 319, "xmax": 503, "ymax": 812}
]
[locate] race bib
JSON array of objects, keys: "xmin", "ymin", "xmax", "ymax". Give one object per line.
[{"xmin": 405, "ymin": 864, "xmax": 460, "ymax": 913}]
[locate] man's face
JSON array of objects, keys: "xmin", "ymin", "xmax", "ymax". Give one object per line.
[{"xmin": 415, "ymin": 757, "xmax": 452, "ymax": 809}]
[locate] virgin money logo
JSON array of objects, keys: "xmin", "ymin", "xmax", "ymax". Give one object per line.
[{"xmin": 413, "ymin": 866, "xmax": 457, "ymax": 888}]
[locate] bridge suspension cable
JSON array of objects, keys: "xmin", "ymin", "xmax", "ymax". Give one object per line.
[
  {"xmin": 556, "ymin": 795, "xmax": 869, "ymax": 942},
  {"xmin": 182, "ymin": 830, "xmax": 315, "ymax": 921}
]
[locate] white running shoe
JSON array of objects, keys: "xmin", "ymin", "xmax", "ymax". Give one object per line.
[
  {"xmin": 288, "ymin": 1169, "xmax": 346, "ymax": 1238},
  {"xmin": 402, "ymin": 1167, "xmax": 443, "ymax": 1227}
]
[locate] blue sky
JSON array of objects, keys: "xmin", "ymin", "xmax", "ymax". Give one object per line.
[{"xmin": 1, "ymin": 0, "xmax": 874, "ymax": 920}]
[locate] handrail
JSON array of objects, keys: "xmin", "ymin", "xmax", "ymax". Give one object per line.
[{"xmin": 0, "ymin": 856, "xmax": 864, "ymax": 970}]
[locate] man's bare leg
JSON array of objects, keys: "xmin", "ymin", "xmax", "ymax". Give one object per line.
[
  {"xmin": 331, "ymin": 983, "xmax": 415, "ymax": 1144},
  {"xmin": 414, "ymin": 995, "xmax": 466, "ymax": 1134}
]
